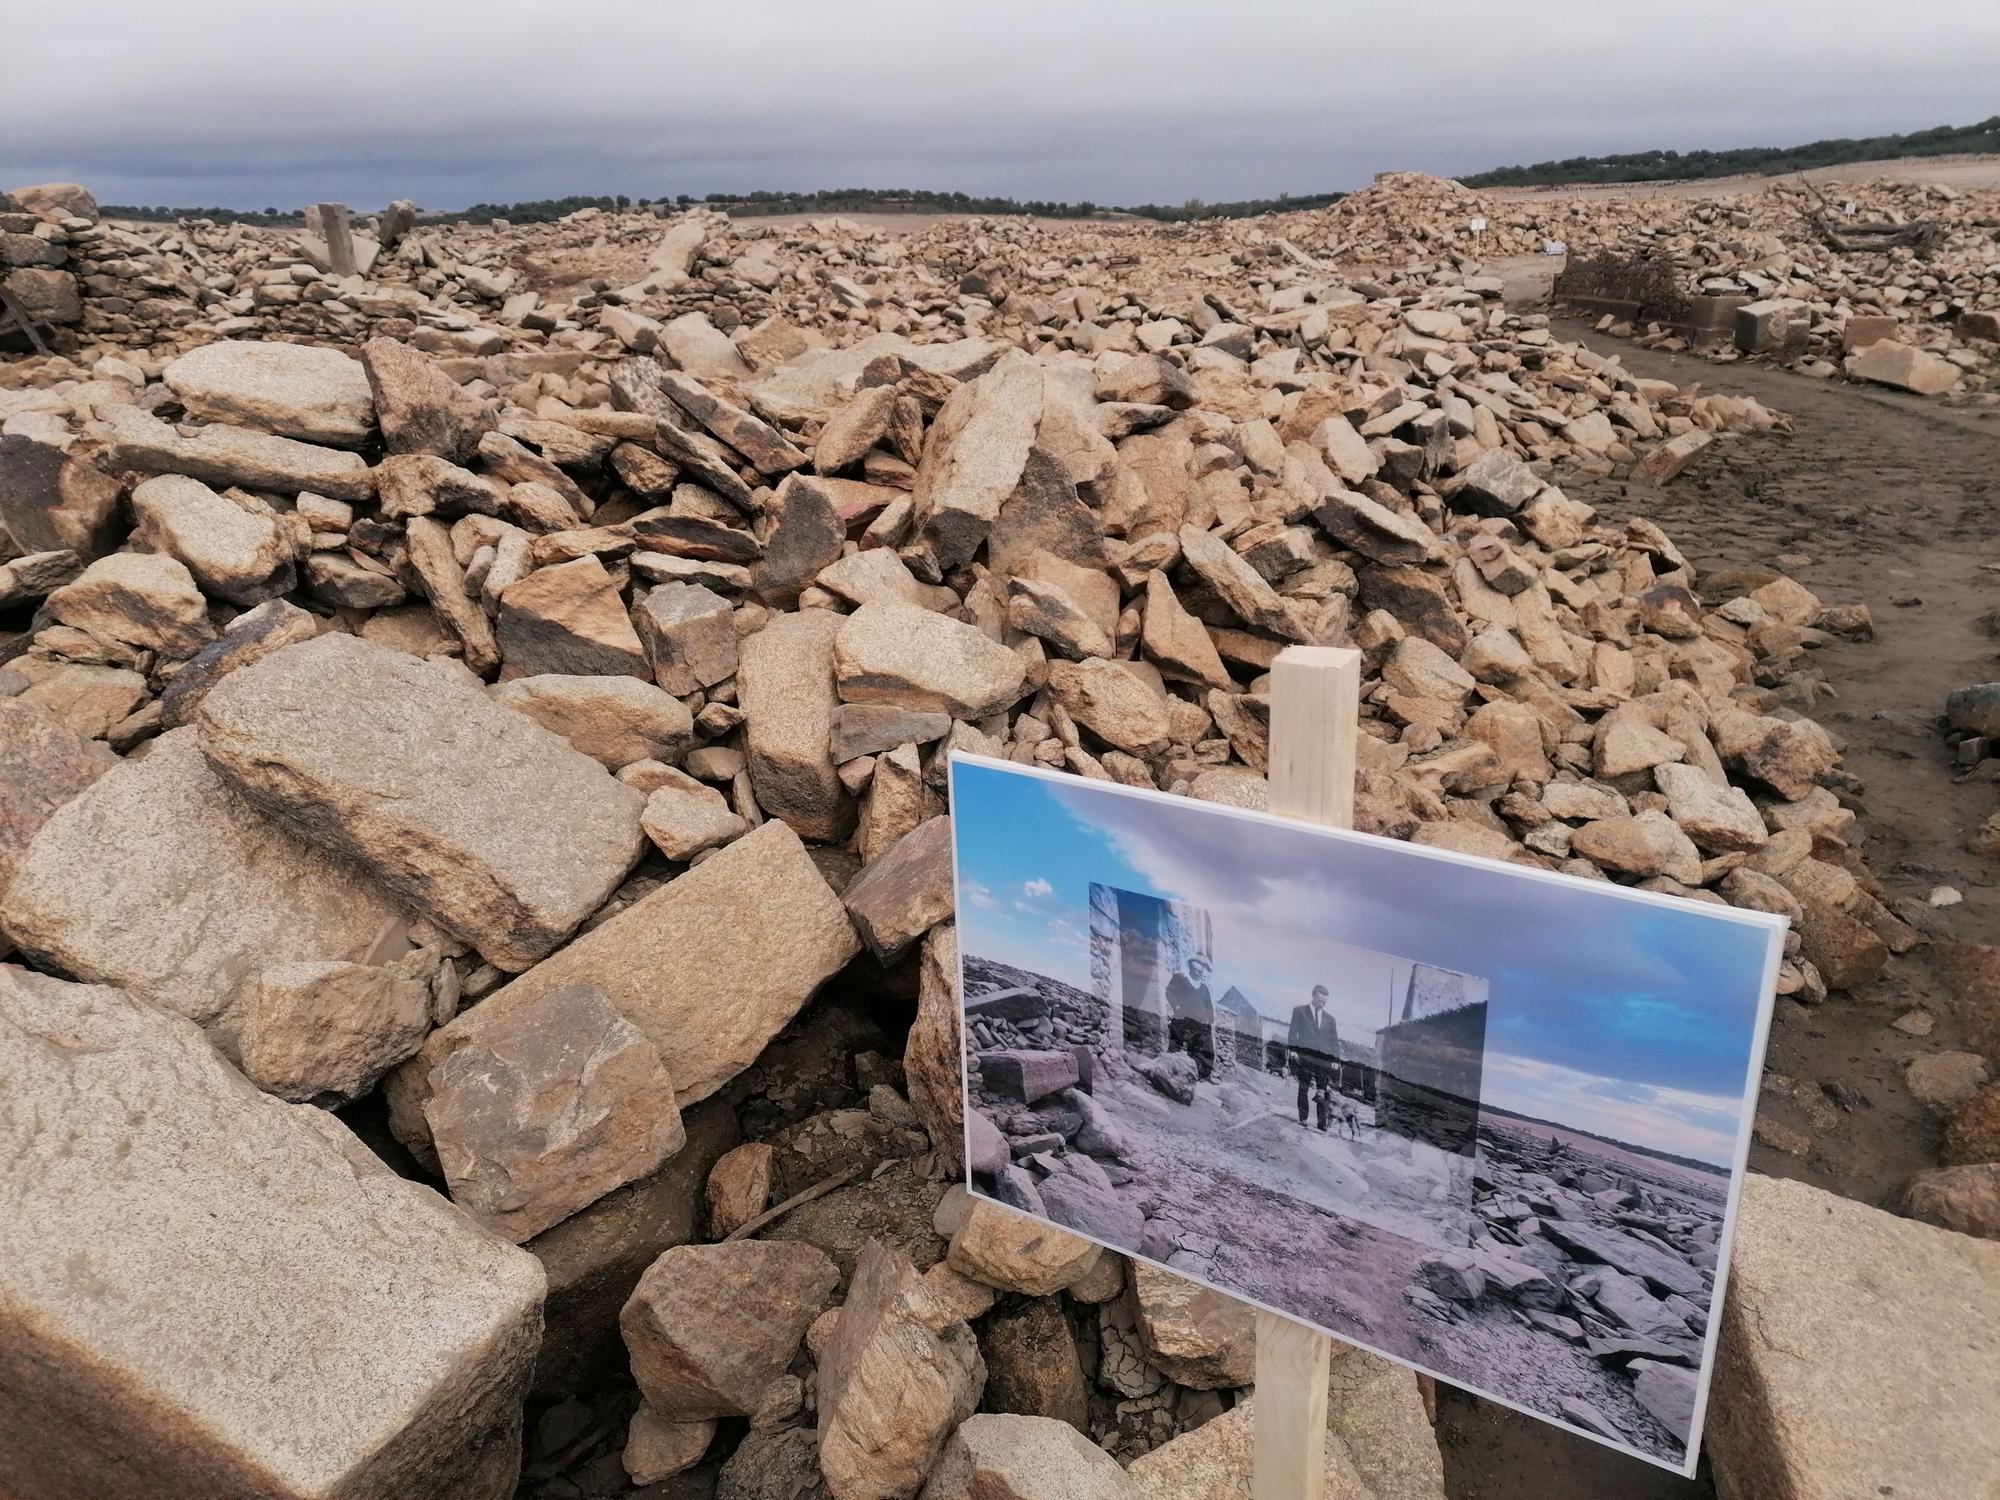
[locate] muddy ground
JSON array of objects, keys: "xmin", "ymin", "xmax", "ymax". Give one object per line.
[{"xmin": 1434, "ymin": 322, "xmax": 2000, "ymax": 1499}]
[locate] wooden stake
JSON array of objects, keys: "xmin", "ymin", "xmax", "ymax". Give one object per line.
[{"xmin": 1254, "ymin": 644, "xmax": 1362, "ymax": 1500}]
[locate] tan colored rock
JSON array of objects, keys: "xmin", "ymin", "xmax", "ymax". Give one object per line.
[
  {"xmin": 913, "ymin": 354, "xmax": 1045, "ymax": 570},
  {"xmin": 1901, "ymin": 1163, "xmax": 2000, "ymax": 1240},
  {"xmin": 1572, "ymin": 810, "xmax": 1703, "ymax": 883},
  {"xmin": 1654, "ymin": 761, "xmax": 1767, "ymax": 851},
  {"xmin": 0, "ymin": 968, "xmax": 545, "ymax": 1500},
  {"xmin": 843, "ymin": 814, "xmax": 955, "ymax": 963},
  {"xmin": 493, "ymin": 673, "xmax": 692, "ymax": 769},
  {"xmin": 905, "ymin": 922, "xmax": 967, "ymax": 1171},
  {"xmin": 1142, "ymin": 570, "xmax": 1232, "ymax": 688},
  {"xmin": 1177, "ymin": 523, "xmax": 1308, "ymax": 641},
  {"xmin": 707, "ymin": 1141, "xmax": 776, "ymax": 1237},
  {"xmin": 1, "ymin": 728, "xmax": 404, "ymax": 1054},
  {"xmin": 362, "ymin": 336, "xmax": 495, "ymax": 461},
  {"xmin": 634, "ymin": 581, "xmax": 738, "ymax": 693},
  {"xmin": 739, "ymin": 606, "xmax": 853, "ymax": 841},
  {"xmin": 0, "ymin": 695, "xmax": 110, "ymax": 895},
  {"xmin": 427, "ymin": 981, "xmax": 684, "ymax": 1243},
  {"xmin": 1125, "ymin": 1262, "xmax": 1256, "ymax": 1389},
  {"xmin": 1707, "ymin": 1173, "xmax": 2000, "ymax": 1500},
  {"xmin": 46, "ymin": 550, "xmax": 214, "ymax": 657},
  {"xmin": 948, "ymin": 1195, "xmax": 1101, "ymax": 1295},
  {"xmin": 195, "ymin": 634, "xmax": 643, "ymax": 972},
  {"xmin": 752, "ymin": 472, "xmax": 848, "ymax": 606},
  {"xmin": 922, "ymin": 1413, "xmax": 1138, "ymax": 1499},
  {"xmin": 621, "ymin": 1240, "xmax": 839, "ymax": 1418},
  {"xmin": 642, "ymin": 783, "xmax": 749, "ymax": 860},
  {"xmin": 1046, "ymin": 659, "xmax": 1170, "ymax": 757},
  {"xmin": 497, "ymin": 555, "xmax": 649, "ymax": 679},
  {"xmin": 127, "ymin": 473, "xmax": 296, "ymax": 604},
  {"xmin": 0, "ymin": 430, "xmax": 123, "ymax": 557},
  {"xmin": 464, "ymin": 818, "xmax": 858, "ymax": 1105},
  {"xmin": 158, "ymin": 598, "xmax": 321, "ymax": 728},
  {"xmin": 165, "ymin": 340, "xmax": 375, "ymax": 446},
  {"xmin": 623, "ymin": 1405, "xmax": 715, "ymax": 1485},
  {"xmin": 102, "ymin": 403, "xmax": 376, "ymax": 502},
  {"xmin": 1844, "ymin": 341, "xmax": 1961, "ymax": 396},
  {"xmin": 816, "ymin": 385, "xmax": 899, "ymax": 473},
  {"xmin": 818, "ymin": 1239, "xmax": 985, "ymax": 1500},
  {"xmin": 835, "ymin": 600, "xmax": 1027, "ymax": 718},
  {"xmin": 238, "ymin": 960, "xmax": 432, "ymax": 1105},
  {"xmin": 405, "ymin": 515, "xmax": 500, "ymax": 673}
]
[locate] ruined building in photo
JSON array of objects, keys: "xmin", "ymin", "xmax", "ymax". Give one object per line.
[
  {"xmin": 1375, "ymin": 962, "xmax": 1489, "ymax": 1156},
  {"xmin": 1088, "ymin": 883, "xmax": 1213, "ymax": 1060}
]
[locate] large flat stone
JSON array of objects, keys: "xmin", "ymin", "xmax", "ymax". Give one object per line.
[
  {"xmin": 912, "ymin": 353, "xmax": 1045, "ymax": 570},
  {"xmin": 102, "ymin": 404, "xmax": 375, "ymax": 502},
  {"xmin": 1707, "ymin": 1173, "xmax": 2000, "ymax": 1500},
  {"xmin": 0, "ymin": 968, "xmax": 545, "ymax": 1500},
  {"xmin": 164, "ymin": 339, "xmax": 376, "ymax": 446},
  {"xmin": 195, "ymin": 634, "xmax": 643, "ymax": 972},
  {"xmin": 738, "ymin": 607, "xmax": 853, "ymax": 842},
  {"xmin": 1, "ymin": 728, "xmax": 404, "ymax": 1055},
  {"xmin": 460, "ymin": 818, "xmax": 858, "ymax": 1106}
]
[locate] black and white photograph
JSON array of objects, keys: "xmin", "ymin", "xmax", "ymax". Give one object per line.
[{"xmin": 952, "ymin": 755, "xmax": 1787, "ymax": 1475}]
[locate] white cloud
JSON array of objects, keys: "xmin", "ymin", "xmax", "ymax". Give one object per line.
[{"xmin": 1023, "ymin": 878, "xmax": 1053, "ymax": 900}]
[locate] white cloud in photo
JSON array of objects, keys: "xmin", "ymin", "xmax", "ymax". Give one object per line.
[{"xmin": 1023, "ymin": 878, "xmax": 1054, "ymax": 900}]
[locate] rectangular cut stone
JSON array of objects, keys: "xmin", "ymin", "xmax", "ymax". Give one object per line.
[
  {"xmin": 0, "ymin": 728, "xmax": 404, "ymax": 1056},
  {"xmin": 195, "ymin": 634, "xmax": 644, "ymax": 972},
  {"xmin": 464, "ymin": 819, "xmax": 859, "ymax": 1105},
  {"xmin": 978, "ymin": 1048, "xmax": 1081, "ymax": 1105},
  {"xmin": 0, "ymin": 969, "xmax": 546, "ymax": 1500},
  {"xmin": 1707, "ymin": 1173, "xmax": 2000, "ymax": 1500},
  {"xmin": 737, "ymin": 607, "xmax": 853, "ymax": 842}
]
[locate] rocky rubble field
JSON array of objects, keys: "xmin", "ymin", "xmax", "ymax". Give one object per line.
[{"xmin": 3, "ymin": 176, "xmax": 1997, "ymax": 1500}]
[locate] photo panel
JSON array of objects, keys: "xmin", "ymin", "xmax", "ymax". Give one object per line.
[{"xmin": 949, "ymin": 754, "xmax": 1786, "ymax": 1477}]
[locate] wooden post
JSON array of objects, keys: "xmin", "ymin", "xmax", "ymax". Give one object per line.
[{"xmin": 1253, "ymin": 644, "xmax": 1362, "ymax": 1500}]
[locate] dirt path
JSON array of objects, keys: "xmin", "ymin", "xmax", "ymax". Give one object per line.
[{"xmin": 1434, "ymin": 325, "xmax": 2000, "ymax": 1499}]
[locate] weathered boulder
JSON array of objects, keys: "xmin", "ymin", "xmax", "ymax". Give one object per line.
[
  {"xmin": 361, "ymin": 337, "xmax": 495, "ymax": 461},
  {"xmin": 497, "ymin": 555, "xmax": 650, "ymax": 679},
  {"xmin": 921, "ymin": 1413, "xmax": 1138, "ymax": 1499},
  {"xmin": 237, "ymin": 959, "xmax": 432, "ymax": 1105},
  {"xmin": 164, "ymin": 339, "xmax": 376, "ymax": 446},
  {"xmin": 621, "ymin": 1241, "xmax": 839, "ymax": 1418},
  {"xmin": 913, "ymin": 354, "xmax": 1044, "ymax": 570},
  {"xmin": 976, "ymin": 1301, "xmax": 1090, "ymax": 1431},
  {"xmin": 947, "ymin": 1196, "xmax": 1101, "ymax": 1295},
  {"xmin": 835, "ymin": 601, "xmax": 1027, "ymax": 718},
  {"xmin": 1707, "ymin": 1173, "xmax": 2000, "ymax": 1500},
  {"xmin": 707, "ymin": 1141, "xmax": 777, "ymax": 1237},
  {"xmin": 45, "ymin": 550, "xmax": 214, "ymax": 657},
  {"xmin": 623, "ymin": 1404, "xmax": 715, "ymax": 1485},
  {"xmin": 1125, "ymin": 1262, "xmax": 1256, "ymax": 1388},
  {"xmin": 492, "ymin": 673, "xmax": 692, "ymax": 769},
  {"xmin": 195, "ymin": 634, "xmax": 644, "ymax": 972},
  {"xmin": 459, "ymin": 818, "xmax": 857, "ymax": 1105},
  {"xmin": 427, "ymin": 982, "xmax": 685, "ymax": 1243},
  {"xmin": 1, "ymin": 728, "xmax": 404, "ymax": 1054},
  {"xmin": 905, "ymin": 923, "xmax": 967, "ymax": 1171},
  {"xmin": 0, "ymin": 969, "xmax": 545, "ymax": 1500},
  {"xmin": 842, "ymin": 814, "xmax": 955, "ymax": 962},
  {"xmin": 0, "ymin": 430, "xmax": 123, "ymax": 557},
  {"xmin": 818, "ymin": 1239, "xmax": 985, "ymax": 1500},
  {"xmin": 634, "ymin": 581, "xmax": 738, "ymax": 693},
  {"xmin": 0, "ymin": 695, "xmax": 110, "ymax": 896},
  {"xmin": 739, "ymin": 607, "xmax": 854, "ymax": 841},
  {"xmin": 102, "ymin": 403, "xmax": 375, "ymax": 502},
  {"xmin": 129, "ymin": 473, "xmax": 296, "ymax": 604}
]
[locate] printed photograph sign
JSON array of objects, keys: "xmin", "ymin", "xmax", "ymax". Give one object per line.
[{"xmin": 948, "ymin": 754, "xmax": 1786, "ymax": 1476}]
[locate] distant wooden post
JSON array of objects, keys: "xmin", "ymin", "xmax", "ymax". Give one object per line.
[{"xmin": 1254, "ymin": 645, "xmax": 1362, "ymax": 1500}]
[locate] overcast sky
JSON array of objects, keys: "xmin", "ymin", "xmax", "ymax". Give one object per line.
[
  {"xmin": 952, "ymin": 759, "xmax": 1781, "ymax": 1167},
  {"xmin": 6, "ymin": 1, "xmax": 1996, "ymax": 211}
]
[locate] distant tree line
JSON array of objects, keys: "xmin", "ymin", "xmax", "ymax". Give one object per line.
[
  {"xmin": 101, "ymin": 204, "xmax": 304, "ymax": 225},
  {"xmin": 1461, "ymin": 115, "xmax": 2000, "ymax": 188},
  {"xmin": 101, "ymin": 187, "xmax": 1348, "ymax": 228}
]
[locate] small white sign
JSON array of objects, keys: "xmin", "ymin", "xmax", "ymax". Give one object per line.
[{"xmin": 1468, "ymin": 216, "xmax": 1488, "ymax": 233}]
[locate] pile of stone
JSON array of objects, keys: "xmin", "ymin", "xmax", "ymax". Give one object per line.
[
  {"xmin": 1291, "ymin": 172, "xmax": 1554, "ymax": 263},
  {"xmin": 0, "ymin": 181, "xmax": 92, "ymax": 348},
  {"xmin": 0, "ymin": 174, "xmax": 1968, "ymax": 1498},
  {"xmin": 1549, "ymin": 177, "xmax": 2000, "ymax": 397}
]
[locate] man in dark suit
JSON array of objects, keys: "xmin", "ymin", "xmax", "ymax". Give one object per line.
[
  {"xmin": 1288, "ymin": 984, "xmax": 1340, "ymax": 1130},
  {"xmin": 1165, "ymin": 954, "xmax": 1215, "ymax": 1083}
]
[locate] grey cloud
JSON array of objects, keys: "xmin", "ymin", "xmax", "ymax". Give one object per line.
[{"xmin": 6, "ymin": 0, "xmax": 1997, "ymax": 209}]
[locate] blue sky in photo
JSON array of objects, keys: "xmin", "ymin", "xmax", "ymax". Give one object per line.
[{"xmin": 952, "ymin": 759, "xmax": 1780, "ymax": 1168}]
